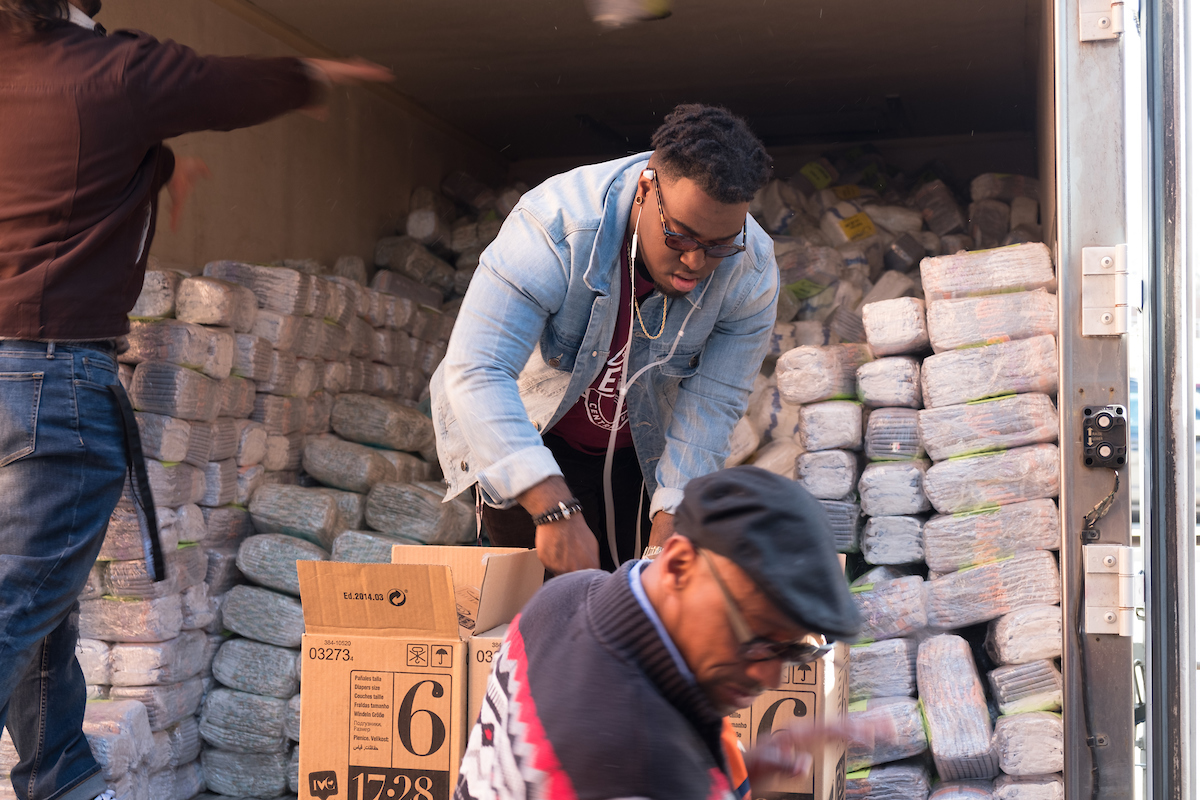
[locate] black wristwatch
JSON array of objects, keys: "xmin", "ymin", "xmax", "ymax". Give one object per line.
[{"xmin": 531, "ymin": 498, "xmax": 583, "ymax": 526}]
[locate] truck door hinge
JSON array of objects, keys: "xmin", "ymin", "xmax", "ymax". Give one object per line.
[
  {"xmin": 1081, "ymin": 244, "xmax": 1138, "ymax": 336},
  {"xmin": 1080, "ymin": 0, "xmax": 1124, "ymax": 41},
  {"xmin": 1084, "ymin": 544, "xmax": 1140, "ymax": 636}
]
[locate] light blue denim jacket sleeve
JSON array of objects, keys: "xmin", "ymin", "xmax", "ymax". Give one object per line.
[{"xmin": 430, "ymin": 153, "xmax": 779, "ymax": 515}]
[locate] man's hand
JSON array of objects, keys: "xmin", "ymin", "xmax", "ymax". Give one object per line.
[
  {"xmin": 518, "ymin": 476, "xmax": 599, "ymax": 574},
  {"xmin": 645, "ymin": 511, "xmax": 676, "ymax": 554},
  {"xmin": 167, "ymin": 157, "xmax": 211, "ymax": 232},
  {"xmin": 745, "ymin": 719, "xmax": 886, "ymax": 786},
  {"xmin": 300, "ymin": 57, "xmax": 394, "ymax": 121}
]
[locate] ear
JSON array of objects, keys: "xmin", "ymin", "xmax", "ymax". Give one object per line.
[
  {"xmin": 661, "ymin": 534, "xmax": 698, "ymax": 590},
  {"xmin": 636, "ymin": 168, "xmax": 655, "ymax": 205}
]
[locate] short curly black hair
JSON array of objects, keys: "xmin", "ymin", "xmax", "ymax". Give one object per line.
[
  {"xmin": 0, "ymin": 0, "xmax": 68, "ymax": 30},
  {"xmin": 650, "ymin": 104, "xmax": 772, "ymax": 204}
]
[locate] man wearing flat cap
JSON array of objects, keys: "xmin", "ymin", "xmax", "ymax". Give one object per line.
[{"xmin": 455, "ymin": 466, "xmax": 861, "ymax": 800}]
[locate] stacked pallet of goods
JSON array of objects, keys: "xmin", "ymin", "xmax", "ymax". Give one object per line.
[{"xmin": 733, "ymin": 152, "xmax": 1064, "ymax": 800}]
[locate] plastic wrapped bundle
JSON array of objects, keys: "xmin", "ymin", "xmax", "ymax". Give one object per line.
[
  {"xmin": 202, "ymin": 506, "xmax": 254, "ymax": 546},
  {"xmin": 313, "ymin": 487, "xmax": 367, "ymax": 532},
  {"xmin": 233, "ymin": 419, "xmax": 268, "ymax": 467},
  {"xmin": 306, "ymin": 390, "xmax": 335, "ymax": 434},
  {"xmin": 923, "ymin": 444, "xmax": 1060, "ymax": 514},
  {"xmin": 255, "ymin": 350, "xmax": 297, "ymax": 397},
  {"xmin": 249, "ymin": 311, "xmax": 301, "ymax": 355},
  {"xmin": 82, "ymin": 699, "xmax": 153, "ymax": 779},
  {"xmin": 986, "ymin": 605, "xmax": 1063, "ymax": 665},
  {"xmin": 302, "ymin": 436, "xmax": 393, "ymax": 494},
  {"xmin": 968, "ymin": 199, "xmax": 1011, "ymax": 249},
  {"xmin": 249, "ymin": 485, "xmax": 338, "ymax": 547},
  {"xmin": 217, "ymin": 375, "xmax": 256, "ymax": 420},
  {"xmin": 331, "ymin": 393, "xmax": 435, "ymax": 452},
  {"xmin": 749, "ymin": 439, "xmax": 805, "ymax": 478},
  {"xmin": 849, "ymin": 639, "xmax": 918, "ymax": 702},
  {"xmin": 852, "ymin": 564, "xmax": 907, "ymax": 587},
  {"xmin": 992, "ymin": 713, "xmax": 1063, "ymax": 777},
  {"xmin": 927, "ymin": 551, "xmax": 1061, "ymax": 630},
  {"xmin": 883, "ymin": 232, "xmax": 927, "ymax": 272},
  {"xmin": 80, "ymin": 594, "xmax": 182, "ymax": 643},
  {"xmin": 107, "ymin": 545, "xmax": 206, "ymax": 597},
  {"xmin": 852, "ymin": 575, "xmax": 927, "ymax": 641},
  {"xmin": 371, "ymin": 268, "xmax": 443, "ymax": 309},
  {"xmin": 164, "ymin": 503, "xmax": 206, "ymax": 545},
  {"xmin": 136, "ymin": 412, "xmax": 192, "ymax": 463},
  {"xmin": 110, "ymin": 676, "xmax": 204, "ymax": 731},
  {"xmin": 859, "ymin": 461, "xmax": 930, "ymax": 517},
  {"xmin": 109, "ymin": 629, "xmax": 207, "ymax": 686},
  {"xmin": 203, "ymin": 261, "xmax": 309, "ymax": 315},
  {"xmin": 862, "ymin": 516, "xmax": 924, "ymax": 565},
  {"xmin": 199, "ymin": 688, "xmax": 288, "ymax": 753},
  {"xmin": 212, "ymin": 638, "xmax": 300, "ymax": 699},
  {"xmin": 846, "ymin": 761, "xmax": 931, "ymax": 800},
  {"xmin": 80, "ymin": 561, "xmax": 106, "ymax": 602},
  {"xmin": 922, "ymin": 335, "xmax": 1058, "ymax": 409},
  {"xmin": 222, "ymin": 585, "xmax": 304, "ymax": 648},
  {"xmin": 796, "ymin": 450, "xmax": 858, "ymax": 500},
  {"xmin": 994, "ymin": 774, "xmax": 1064, "ymax": 800},
  {"xmin": 865, "ymin": 408, "xmax": 924, "ymax": 461},
  {"xmin": 228, "ymin": 335, "xmax": 271, "ymax": 384},
  {"xmin": 200, "ymin": 748, "xmax": 289, "ymax": 799},
  {"xmin": 857, "ymin": 356, "xmax": 922, "ymax": 409},
  {"xmin": 847, "ymin": 697, "xmax": 928, "ymax": 770},
  {"xmin": 989, "ymin": 660, "xmax": 1063, "ymax": 715},
  {"xmin": 260, "ymin": 432, "xmax": 302, "ymax": 473},
  {"xmin": 146, "ymin": 460, "xmax": 205, "ymax": 508},
  {"xmin": 180, "ymin": 583, "xmax": 216, "ymax": 631},
  {"xmin": 798, "ymin": 401, "xmax": 863, "ymax": 453},
  {"xmin": 818, "ymin": 499, "xmax": 862, "ymax": 553},
  {"xmin": 927, "ymin": 289, "xmax": 1058, "ymax": 353},
  {"xmin": 102, "ymin": 498, "xmax": 179, "ymax": 561},
  {"xmin": 971, "ymin": 173, "xmax": 1040, "ymax": 203},
  {"xmin": 173, "ymin": 761, "xmax": 205, "ymax": 800},
  {"xmin": 918, "ymin": 634, "xmax": 998, "ymax": 781},
  {"xmin": 332, "ymin": 529, "xmax": 420, "ymax": 563},
  {"xmin": 122, "ymin": 320, "xmax": 233, "ymax": 380},
  {"xmin": 165, "ymin": 717, "xmax": 202, "ymax": 769},
  {"xmin": 175, "ymin": 277, "xmax": 257, "ymax": 333},
  {"xmin": 236, "ymin": 534, "xmax": 329, "ymax": 597},
  {"xmin": 252, "ymin": 394, "xmax": 305, "ymax": 436},
  {"xmin": 365, "ymin": 482, "xmax": 474, "ymax": 544},
  {"xmin": 180, "ymin": 421, "xmax": 214, "ymax": 468},
  {"xmin": 129, "ymin": 362, "xmax": 220, "ymax": 422},
  {"xmin": 919, "ymin": 394, "xmax": 1059, "ymax": 462},
  {"xmin": 924, "ymin": 499, "xmax": 1060, "ymax": 572},
  {"xmin": 911, "ymin": 179, "xmax": 966, "ymax": 236},
  {"xmin": 861, "ymin": 298, "xmax": 929, "ymax": 357},
  {"xmin": 776, "ymin": 344, "xmax": 872, "ymax": 405},
  {"xmin": 921, "ymin": 242, "xmax": 1055, "ymax": 302},
  {"xmin": 130, "ymin": 269, "xmax": 184, "ymax": 320},
  {"xmin": 725, "ymin": 417, "xmax": 758, "ymax": 467},
  {"xmin": 930, "ymin": 782, "xmax": 995, "ymax": 799},
  {"xmin": 205, "ymin": 546, "xmax": 244, "ymax": 595},
  {"xmin": 200, "ymin": 459, "xmax": 237, "ymax": 507},
  {"xmin": 77, "ymin": 638, "xmax": 112, "ymax": 685}
]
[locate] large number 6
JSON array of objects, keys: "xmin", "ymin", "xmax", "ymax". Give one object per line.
[{"xmin": 397, "ymin": 680, "xmax": 447, "ymax": 756}]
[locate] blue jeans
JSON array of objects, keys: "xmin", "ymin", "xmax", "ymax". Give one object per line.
[{"xmin": 0, "ymin": 341, "xmax": 126, "ymax": 800}]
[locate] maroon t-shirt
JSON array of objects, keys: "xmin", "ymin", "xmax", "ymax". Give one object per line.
[{"xmin": 550, "ymin": 244, "xmax": 655, "ymax": 454}]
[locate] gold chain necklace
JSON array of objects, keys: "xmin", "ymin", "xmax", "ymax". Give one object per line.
[{"xmin": 629, "ymin": 229, "xmax": 666, "ymax": 340}]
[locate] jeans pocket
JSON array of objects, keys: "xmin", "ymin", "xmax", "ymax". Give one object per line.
[{"xmin": 0, "ymin": 371, "xmax": 44, "ymax": 466}]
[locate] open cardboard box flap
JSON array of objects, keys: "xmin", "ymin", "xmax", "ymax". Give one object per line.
[
  {"xmin": 391, "ymin": 545, "xmax": 544, "ymax": 636},
  {"xmin": 297, "ymin": 560, "xmax": 459, "ymax": 639}
]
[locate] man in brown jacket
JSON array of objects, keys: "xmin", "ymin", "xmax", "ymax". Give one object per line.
[{"xmin": 0, "ymin": 3, "xmax": 389, "ymax": 799}]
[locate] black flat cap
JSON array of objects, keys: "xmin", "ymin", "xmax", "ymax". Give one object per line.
[{"xmin": 676, "ymin": 465, "xmax": 861, "ymax": 641}]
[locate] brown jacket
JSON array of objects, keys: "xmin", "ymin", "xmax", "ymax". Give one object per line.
[{"xmin": 0, "ymin": 18, "xmax": 315, "ymax": 339}]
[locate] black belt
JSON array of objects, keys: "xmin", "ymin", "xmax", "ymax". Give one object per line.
[{"xmin": 107, "ymin": 383, "xmax": 166, "ymax": 583}]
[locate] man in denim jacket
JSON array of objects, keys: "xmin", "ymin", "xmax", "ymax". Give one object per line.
[{"xmin": 432, "ymin": 105, "xmax": 778, "ymax": 575}]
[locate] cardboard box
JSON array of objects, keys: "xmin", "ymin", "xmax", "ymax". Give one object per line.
[
  {"xmin": 727, "ymin": 645, "xmax": 850, "ymax": 800},
  {"xmin": 298, "ymin": 560, "xmax": 467, "ymax": 800}
]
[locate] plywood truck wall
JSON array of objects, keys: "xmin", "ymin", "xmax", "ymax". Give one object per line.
[{"xmin": 97, "ymin": 0, "xmax": 506, "ymax": 273}]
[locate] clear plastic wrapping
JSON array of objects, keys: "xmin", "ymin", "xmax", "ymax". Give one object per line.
[
  {"xmin": 989, "ymin": 659, "xmax": 1063, "ymax": 715},
  {"xmin": 971, "ymin": 174, "xmax": 1040, "ymax": 203},
  {"xmin": 993, "ymin": 774, "xmax": 1065, "ymax": 800},
  {"xmin": 218, "ymin": 375, "xmax": 257, "ymax": 420},
  {"xmin": 929, "ymin": 782, "xmax": 995, "ymax": 799},
  {"xmin": 852, "ymin": 576, "xmax": 927, "ymax": 641},
  {"xmin": 105, "ymin": 545, "xmax": 206, "ymax": 598},
  {"xmin": 798, "ymin": 401, "xmax": 863, "ymax": 452},
  {"xmin": 248, "ymin": 485, "xmax": 339, "ymax": 548},
  {"xmin": 204, "ymin": 547, "xmax": 244, "ymax": 596},
  {"xmin": 920, "ymin": 242, "xmax": 1055, "ymax": 301},
  {"xmin": 221, "ymin": 585, "xmax": 304, "ymax": 648},
  {"xmin": 102, "ymin": 498, "xmax": 180, "ymax": 561},
  {"xmin": 180, "ymin": 583, "xmax": 216, "ymax": 631},
  {"xmin": 923, "ymin": 499, "xmax": 1060, "ymax": 573},
  {"xmin": 862, "ymin": 516, "xmax": 924, "ymax": 565},
  {"xmin": 861, "ymin": 297, "xmax": 929, "ymax": 356},
  {"xmin": 212, "ymin": 638, "xmax": 300, "ymax": 700},
  {"xmin": 923, "ymin": 444, "xmax": 1060, "ymax": 514},
  {"xmin": 365, "ymin": 482, "xmax": 474, "ymax": 545},
  {"xmin": 173, "ymin": 761, "xmax": 206, "ymax": 800},
  {"xmin": 122, "ymin": 320, "xmax": 232, "ymax": 380},
  {"xmin": 166, "ymin": 717, "xmax": 202, "ymax": 769},
  {"xmin": 79, "ymin": 595, "xmax": 183, "ymax": 643},
  {"xmin": 202, "ymin": 506, "xmax": 255, "ymax": 546},
  {"xmin": 234, "ymin": 419, "xmax": 268, "ymax": 468},
  {"xmin": 775, "ymin": 344, "xmax": 873, "ymax": 405},
  {"xmin": 77, "ymin": 637, "xmax": 112, "ymax": 685},
  {"xmin": 921, "ymin": 335, "xmax": 1058, "ymax": 409},
  {"xmin": 818, "ymin": 499, "xmax": 863, "ymax": 553},
  {"xmin": 130, "ymin": 269, "xmax": 183, "ymax": 320},
  {"xmin": 748, "ymin": 439, "xmax": 805, "ymax": 478},
  {"xmin": 927, "ymin": 551, "xmax": 1061, "ymax": 630},
  {"xmin": 129, "ymin": 361, "xmax": 220, "ymax": 422},
  {"xmin": 330, "ymin": 393, "xmax": 435, "ymax": 453},
  {"xmin": 200, "ymin": 459, "xmax": 237, "ymax": 507},
  {"xmin": 993, "ymin": 712, "xmax": 1064, "ymax": 777},
  {"xmin": 285, "ymin": 693, "xmax": 301, "ymax": 742},
  {"xmin": 109, "ymin": 676, "xmax": 204, "ymax": 731},
  {"xmin": 927, "ymin": 289, "xmax": 1058, "ymax": 352},
  {"xmin": 969, "ymin": 199, "xmax": 1011, "ymax": 249},
  {"xmin": 262, "ymin": 432, "xmax": 305, "ymax": 472},
  {"xmin": 200, "ymin": 748, "xmax": 289, "ymax": 799},
  {"xmin": 199, "ymin": 688, "xmax": 288, "ymax": 753},
  {"xmin": 856, "ymin": 356, "xmax": 922, "ymax": 409},
  {"xmin": 910, "ymin": 179, "xmax": 966, "ymax": 236},
  {"xmin": 847, "ymin": 696, "xmax": 928, "ymax": 770},
  {"xmin": 846, "ymin": 761, "xmax": 931, "ymax": 800},
  {"xmin": 136, "ymin": 413, "xmax": 192, "ymax": 463},
  {"xmin": 986, "ymin": 605, "xmax": 1064, "ymax": 665},
  {"xmin": 918, "ymin": 634, "xmax": 999, "ymax": 781},
  {"xmin": 849, "ymin": 638, "xmax": 918, "ymax": 702},
  {"xmin": 236, "ymin": 534, "xmax": 329, "ymax": 597},
  {"xmin": 175, "ymin": 277, "xmax": 258, "ymax": 333},
  {"xmin": 797, "ymin": 450, "xmax": 859, "ymax": 500},
  {"xmin": 331, "ymin": 530, "xmax": 421, "ymax": 563},
  {"xmin": 919, "ymin": 394, "xmax": 1059, "ymax": 461},
  {"xmin": 859, "ymin": 460, "xmax": 931, "ymax": 517},
  {"xmin": 311, "ymin": 487, "xmax": 367, "ymax": 532},
  {"xmin": 256, "ymin": 350, "xmax": 298, "ymax": 396},
  {"xmin": 109, "ymin": 629, "xmax": 208, "ymax": 686},
  {"xmin": 82, "ymin": 699, "xmax": 153, "ymax": 778},
  {"xmin": 302, "ymin": 436, "xmax": 394, "ymax": 494},
  {"xmin": 203, "ymin": 261, "xmax": 310, "ymax": 316},
  {"xmin": 865, "ymin": 408, "xmax": 924, "ymax": 461}
]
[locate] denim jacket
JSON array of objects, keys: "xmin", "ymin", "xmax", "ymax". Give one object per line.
[{"xmin": 430, "ymin": 153, "xmax": 779, "ymax": 517}]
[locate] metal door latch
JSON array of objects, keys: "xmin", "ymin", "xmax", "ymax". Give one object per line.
[
  {"xmin": 1082, "ymin": 244, "xmax": 1137, "ymax": 336},
  {"xmin": 1084, "ymin": 544, "xmax": 1140, "ymax": 635},
  {"xmin": 1080, "ymin": 0, "xmax": 1124, "ymax": 41}
]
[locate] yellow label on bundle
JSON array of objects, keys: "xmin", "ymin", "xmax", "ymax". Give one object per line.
[
  {"xmin": 786, "ymin": 278, "xmax": 832, "ymax": 301},
  {"xmin": 178, "ymin": 541, "xmax": 199, "ymax": 550},
  {"xmin": 846, "ymin": 768, "xmax": 872, "ymax": 781},
  {"xmin": 952, "ymin": 503, "xmax": 1002, "ymax": 518},
  {"xmin": 800, "ymin": 161, "xmax": 833, "ymax": 190},
  {"xmin": 956, "ymin": 553, "xmax": 1015, "ymax": 573},
  {"xmin": 838, "ymin": 212, "xmax": 877, "ymax": 241},
  {"xmin": 966, "ymin": 393, "xmax": 1018, "ymax": 405},
  {"xmin": 917, "ymin": 699, "xmax": 933, "ymax": 743},
  {"xmin": 850, "ymin": 583, "xmax": 875, "ymax": 594},
  {"xmin": 159, "ymin": 461, "xmax": 182, "ymax": 468},
  {"xmin": 948, "ymin": 447, "xmax": 1006, "ymax": 461},
  {"xmin": 833, "ymin": 185, "xmax": 862, "ymax": 200},
  {"xmin": 848, "ymin": 700, "xmax": 869, "ymax": 713}
]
